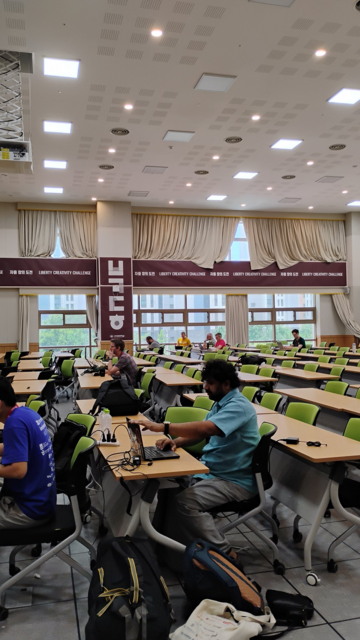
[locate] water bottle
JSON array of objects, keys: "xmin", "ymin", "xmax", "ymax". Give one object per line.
[
  {"xmin": 99, "ymin": 409, "xmax": 106, "ymax": 435},
  {"xmin": 104, "ymin": 408, "xmax": 112, "ymax": 438},
  {"xmin": 352, "ymin": 343, "xmax": 356, "ymax": 354}
]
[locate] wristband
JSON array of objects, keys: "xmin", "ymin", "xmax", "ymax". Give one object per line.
[{"xmin": 164, "ymin": 421, "xmax": 170, "ymax": 436}]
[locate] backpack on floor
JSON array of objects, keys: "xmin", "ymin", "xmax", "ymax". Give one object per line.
[
  {"xmin": 52, "ymin": 418, "xmax": 87, "ymax": 485},
  {"xmin": 183, "ymin": 539, "xmax": 265, "ymax": 616},
  {"xmin": 86, "ymin": 536, "xmax": 173, "ymax": 640},
  {"xmin": 91, "ymin": 377, "xmax": 140, "ymax": 416}
]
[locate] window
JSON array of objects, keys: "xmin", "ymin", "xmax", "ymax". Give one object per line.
[
  {"xmin": 38, "ymin": 294, "xmax": 96, "ymax": 356},
  {"xmin": 225, "ymin": 222, "xmax": 250, "ymax": 261},
  {"xmin": 248, "ymin": 294, "xmax": 316, "ymax": 345},
  {"xmin": 51, "ymin": 227, "xmax": 65, "ymax": 258}
]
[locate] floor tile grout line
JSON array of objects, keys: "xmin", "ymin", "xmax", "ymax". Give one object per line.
[{"xmin": 70, "ymin": 565, "xmax": 83, "ymax": 640}]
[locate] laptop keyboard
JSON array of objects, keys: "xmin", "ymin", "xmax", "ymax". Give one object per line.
[{"xmin": 145, "ymin": 446, "xmax": 165, "ymax": 459}]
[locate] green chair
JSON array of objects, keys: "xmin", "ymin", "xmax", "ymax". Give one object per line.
[
  {"xmin": 264, "ymin": 349, "xmax": 273, "ymax": 355},
  {"xmin": 112, "ymin": 357, "xmax": 117, "ymax": 364},
  {"xmin": 241, "ymin": 386, "xmax": 260, "ymax": 402},
  {"xmin": 281, "ymin": 360, "xmax": 296, "ymax": 368},
  {"xmin": 329, "ymin": 346, "xmax": 339, "ymax": 352},
  {"xmin": 138, "ymin": 353, "xmax": 145, "ymax": 359},
  {"xmin": 174, "ymin": 364, "xmax": 185, "ymax": 373},
  {"xmin": 150, "ymin": 356, "xmax": 158, "ymax": 364},
  {"xmin": 193, "ymin": 396, "xmax": 214, "ymax": 411},
  {"xmin": 43, "ymin": 350, "xmax": 53, "ymax": 358},
  {"xmin": 313, "ymin": 350, "xmax": 324, "ymax": 355},
  {"xmin": 145, "ymin": 355, "xmax": 152, "ymax": 361},
  {"xmin": 181, "ymin": 351, "xmax": 191, "ymax": 358},
  {"xmin": 52, "ymin": 359, "xmax": 75, "ymax": 400},
  {"xmin": 224, "ymin": 350, "xmax": 233, "ymax": 356},
  {"xmin": 186, "ymin": 367, "xmax": 197, "ymax": 378},
  {"xmin": 356, "ymin": 389, "xmax": 360, "ymax": 400},
  {"xmin": 165, "ymin": 406, "xmax": 208, "ymax": 457},
  {"xmin": 334, "ymin": 358, "xmax": 349, "ymax": 366},
  {"xmin": 66, "ymin": 412, "xmax": 96, "ymax": 436},
  {"xmin": 324, "ymin": 380, "xmax": 349, "ymax": 395},
  {"xmin": 319, "ymin": 342, "xmax": 327, "ymax": 348},
  {"xmin": 26, "ymin": 394, "xmax": 41, "ymax": 407},
  {"xmin": 163, "ymin": 361, "xmax": 173, "ymax": 370},
  {"xmin": 237, "ymin": 344, "xmax": 246, "ymax": 348},
  {"xmin": 11, "ymin": 361, "xmax": 19, "ymax": 367},
  {"xmin": 74, "ymin": 349, "xmax": 82, "ymax": 358},
  {"xmin": 41, "ymin": 356, "xmax": 52, "ymax": 368},
  {"xmin": 339, "ymin": 347, "xmax": 350, "ymax": 352},
  {"xmin": 259, "ymin": 367, "xmax": 276, "ymax": 378},
  {"xmin": 300, "ymin": 348, "xmax": 308, "ymax": 353},
  {"xmin": 266, "ymin": 358, "xmax": 275, "ymax": 366},
  {"xmin": 152, "ymin": 348, "xmax": 160, "ymax": 353},
  {"xmin": 134, "ymin": 351, "xmax": 140, "ymax": 357},
  {"xmin": 344, "ymin": 416, "xmax": 360, "ymax": 438},
  {"xmin": 140, "ymin": 372, "xmax": 155, "ymax": 400},
  {"xmin": 28, "ymin": 400, "xmax": 47, "ymax": 417},
  {"xmin": 134, "ymin": 388, "xmax": 145, "ymax": 402},
  {"xmin": 276, "ymin": 351, "xmax": 285, "ymax": 356},
  {"xmin": 94, "ymin": 350, "xmax": 106, "ymax": 360},
  {"xmin": 10, "ymin": 352, "xmax": 20, "ymax": 363},
  {"xmin": 260, "ymin": 392, "xmax": 283, "ymax": 412},
  {"xmin": 304, "ymin": 363, "xmax": 319, "ymax": 372},
  {"xmin": 318, "ymin": 356, "xmax": 330, "ymax": 363},
  {"xmin": 329, "ymin": 366, "xmax": 344, "ymax": 380},
  {"xmin": 285, "ymin": 402, "xmax": 320, "ymax": 425},
  {"xmin": 215, "ymin": 354, "xmax": 229, "ymax": 361},
  {"xmin": 203, "ymin": 353, "xmax": 216, "ymax": 362},
  {"xmin": 240, "ymin": 364, "xmax": 258, "ymax": 375}
]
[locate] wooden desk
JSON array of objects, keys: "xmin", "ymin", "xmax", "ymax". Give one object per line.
[
  {"xmin": 17, "ymin": 360, "xmax": 44, "ymax": 371},
  {"xmin": 295, "ymin": 360, "xmax": 360, "ymax": 388},
  {"xmin": 153, "ymin": 370, "xmax": 202, "ymax": 409},
  {"xmin": 230, "ymin": 346, "xmax": 260, "ymax": 352},
  {"xmin": 274, "ymin": 367, "xmax": 339, "ymax": 390},
  {"xmin": 7, "ymin": 371, "xmax": 40, "ymax": 381},
  {"xmin": 237, "ymin": 372, "xmax": 277, "ymax": 388},
  {"xmin": 0, "ymin": 353, "xmax": 4, "ymax": 361},
  {"xmin": 78, "ymin": 373, "xmax": 113, "ymax": 390},
  {"xmin": 11, "ymin": 380, "xmax": 46, "ymax": 396},
  {"xmin": 133, "ymin": 357, "xmax": 156, "ymax": 367},
  {"xmin": 149, "ymin": 353, "xmax": 204, "ymax": 366},
  {"xmin": 74, "ymin": 358, "xmax": 96, "ymax": 369},
  {"xmin": 155, "ymin": 371, "xmax": 201, "ymax": 387},
  {"xmin": 21, "ymin": 352, "xmax": 43, "ymax": 359},
  {"xmin": 53, "ymin": 351, "xmax": 74, "ymax": 358}
]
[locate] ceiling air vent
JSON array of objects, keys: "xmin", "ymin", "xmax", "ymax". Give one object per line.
[
  {"xmin": 111, "ymin": 128, "xmax": 130, "ymax": 136},
  {"xmin": 316, "ymin": 176, "xmax": 344, "ymax": 183},
  {"xmin": 128, "ymin": 191, "xmax": 149, "ymax": 197},
  {"xmin": 279, "ymin": 197, "xmax": 301, "ymax": 203},
  {"xmin": 142, "ymin": 166, "xmax": 167, "ymax": 174},
  {"xmin": 98, "ymin": 164, "xmax": 114, "ymax": 170},
  {"xmin": 225, "ymin": 136, "xmax": 242, "ymax": 144},
  {"xmin": 329, "ymin": 144, "xmax": 346, "ymax": 151},
  {"xmin": 282, "ymin": 175, "xmax": 296, "ymax": 179},
  {"xmin": 194, "ymin": 170, "xmax": 209, "ymax": 175}
]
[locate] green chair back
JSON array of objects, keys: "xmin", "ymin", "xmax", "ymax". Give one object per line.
[
  {"xmin": 318, "ymin": 356, "xmax": 330, "ymax": 363},
  {"xmin": 285, "ymin": 402, "xmax": 320, "ymax": 426},
  {"xmin": 334, "ymin": 358, "xmax": 349, "ymax": 365},
  {"xmin": 329, "ymin": 366, "xmax": 344, "ymax": 379},
  {"xmin": 319, "ymin": 342, "xmax": 327, "ymax": 348},
  {"xmin": 240, "ymin": 364, "xmax": 258, "ymax": 375},
  {"xmin": 26, "ymin": 394, "xmax": 40, "ymax": 407},
  {"xmin": 41, "ymin": 356, "xmax": 52, "ymax": 368},
  {"xmin": 186, "ymin": 367, "xmax": 197, "ymax": 378},
  {"xmin": 66, "ymin": 413, "xmax": 96, "ymax": 436},
  {"xmin": 265, "ymin": 358, "xmax": 275, "ymax": 366},
  {"xmin": 181, "ymin": 351, "xmax": 191, "ymax": 358},
  {"xmin": 61, "ymin": 359, "xmax": 74, "ymax": 378},
  {"xmin": 344, "ymin": 417, "xmax": 360, "ymax": 441},
  {"xmin": 304, "ymin": 363, "xmax": 319, "ymax": 372},
  {"xmin": 152, "ymin": 348, "xmax": 160, "ymax": 353},
  {"xmin": 134, "ymin": 351, "xmax": 140, "ymax": 357},
  {"xmin": 112, "ymin": 357, "xmax": 117, "ymax": 364},
  {"xmin": 214, "ymin": 354, "xmax": 229, "ymax": 361},
  {"xmin": 150, "ymin": 356, "xmax": 158, "ymax": 363},
  {"xmin": 193, "ymin": 396, "xmax": 214, "ymax": 411},
  {"xmin": 134, "ymin": 388, "xmax": 145, "ymax": 401},
  {"xmin": 259, "ymin": 422, "xmax": 277, "ymax": 437},
  {"xmin": 165, "ymin": 406, "xmax": 208, "ymax": 456},
  {"xmin": 300, "ymin": 348, "xmax": 308, "ymax": 353},
  {"xmin": 70, "ymin": 436, "xmax": 95, "ymax": 469},
  {"xmin": 43, "ymin": 350, "xmax": 53, "ymax": 358},
  {"xmin": 356, "ymin": 389, "xmax": 360, "ymax": 400},
  {"xmin": 145, "ymin": 355, "xmax": 152, "ymax": 361},
  {"xmin": 203, "ymin": 353, "xmax": 216, "ymax": 362},
  {"xmin": 313, "ymin": 350, "xmax": 324, "ymax": 355},
  {"xmin": 324, "ymin": 380, "xmax": 349, "ymax": 395},
  {"xmin": 11, "ymin": 361, "xmax": 20, "ymax": 367},
  {"xmin": 329, "ymin": 346, "xmax": 339, "ymax": 351},
  {"xmin": 163, "ymin": 361, "xmax": 173, "ymax": 369},
  {"xmin": 194, "ymin": 370, "xmax": 202, "ymax": 382},
  {"xmin": 94, "ymin": 350, "xmax": 106, "ymax": 360},
  {"xmin": 241, "ymin": 386, "xmax": 259, "ymax": 402},
  {"xmin": 276, "ymin": 351, "xmax": 285, "ymax": 356},
  {"xmin": 10, "ymin": 351, "xmax": 20, "ymax": 362},
  {"xmin": 28, "ymin": 400, "xmax": 46, "ymax": 414},
  {"xmin": 140, "ymin": 372, "xmax": 155, "ymax": 399},
  {"xmin": 138, "ymin": 353, "xmax": 145, "ymax": 359},
  {"xmin": 174, "ymin": 364, "xmax": 185, "ymax": 373},
  {"xmin": 74, "ymin": 349, "xmax": 82, "ymax": 358},
  {"xmin": 260, "ymin": 392, "xmax": 282, "ymax": 411},
  {"xmin": 281, "ymin": 360, "xmax": 296, "ymax": 368},
  {"xmin": 259, "ymin": 367, "xmax": 276, "ymax": 378}
]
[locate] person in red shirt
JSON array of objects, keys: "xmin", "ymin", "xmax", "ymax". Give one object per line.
[{"xmin": 215, "ymin": 332, "xmax": 226, "ymax": 350}]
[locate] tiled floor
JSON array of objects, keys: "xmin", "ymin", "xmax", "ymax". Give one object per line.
[{"xmin": 1, "ymin": 399, "xmax": 360, "ymax": 639}]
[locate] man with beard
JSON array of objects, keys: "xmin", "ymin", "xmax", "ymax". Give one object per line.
[{"xmin": 130, "ymin": 360, "xmax": 259, "ymax": 566}]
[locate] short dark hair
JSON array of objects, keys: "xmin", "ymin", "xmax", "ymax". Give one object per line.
[
  {"xmin": 292, "ymin": 329, "xmax": 299, "ymax": 334},
  {"xmin": 215, "ymin": 332, "xmax": 222, "ymax": 337},
  {"xmin": 146, "ymin": 336, "xmax": 153, "ymax": 341},
  {"xmin": 201, "ymin": 360, "xmax": 240, "ymax": 389},
  {"xmin": 111, "ymin": 338, "xmax": 125, "ymax": 351},
  {"xmin": 0, "ymin": 378, "xmax": 16, "ymax": 407}
]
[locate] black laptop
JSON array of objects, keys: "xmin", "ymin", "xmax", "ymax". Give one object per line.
[{"xmin": 126, "ymin": 417, "xmax": 180, "ymax": 461}]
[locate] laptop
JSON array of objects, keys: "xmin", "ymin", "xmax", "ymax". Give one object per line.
[
  {"xmin": 126, "ymin": 417, "xmax": 180, "ymax": 461},
  {"xmin": 276, "ymin": 341, "xmax": 284, "ymax": 348}
]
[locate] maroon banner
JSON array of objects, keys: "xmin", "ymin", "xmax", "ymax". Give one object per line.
[
  {"xmin": 99, "ymin": 257, "xmax": 132, "ymax": 286},
  {"xmin": 0, "ymin": 258, "xmax": 97, "ymax": 287},
  {"xmin": 99, "ymin": 285, "xmax": 133, "ymax": 341},
  {"xmin": 133, "ymin": 260, "xmax": 347, "ymax": 288}
]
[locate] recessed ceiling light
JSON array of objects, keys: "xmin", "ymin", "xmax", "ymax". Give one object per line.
[
  {"xmin": 241, "ymin": 204, "xmax": 246, "ymax": 207},
  {"xmin": 308, "ymin": 206, "xmax": 314, "ymax": 209},
  {"xmin": 328, "ymin": 89, "xmax": 360, "ymax": 105},
  {"xmin": 124, "ymin": 104, "xmax": 133, "ymax": 110},
  {"xmin": 194, "ymin": 73, "xmax": 236, "ymax": 92},
  {"xmin": 233, "ymin": 171, "xmax": 258, "ymax": 180},
  {"xmin": 98, "ymin": 178, "xmax": 104, "ymax": 182},
  {"xmin": 315, "ymin": 49, "xmax": 327, "ymax": 57},
  {"xmin": 282, "ymin": 174, "xmax": 296, "ymax": 179},
  {"xmin": 151, "ymin": 29, "xmax": 163, "ymax": 37},
  {"xmin": 44, "ymin": 187, "xmax": 63, "ymax": 194},
  {"xmin": 91, "ymin": 197, "xmax": 97, "ymax": 201},
  {"xmin": 43, "ymin": 57, "xmax": 80, "ymax": 78},
  {"xmin": 347, "ymin": 201, "xmax": 360, "ymax": 206},
  {"xmin": 212, "ymin": 155, "xmax": 220, "ymax": 160},
  {"xmin": 186, "ymin": 183, "xmax": 192, "ymax": 186},
  {"xmin": 108, "ymin": 148, "xmax": 116, "ymax": 153},
  {"xmin": 43, "ymin": 121, "xmax": 72, "ymax": 134},
  {"xmin": 342, "ymin": 190, "xmax": 348, "ymax": 194},
  {"xmin": 251, "ymin": 114, "xmax": 261, "ymax": 121},
  {"xmin": 194, "ymin": 170, "xmax": 209, "ymax": 175},
  {"xmin": 207, "ymin": 195, "xmax": 227, "ymax": 201},
  {"xmin": 267, "ymin": 187, "xmax": 273, "ymax": 190},
  {"xmin": 307, "ymin": 161, "xmax": 314, "ymax": 166},
  {"xmin": 169, "ymin": 200, "xmax": 174, "ymax": 204},
  {"xmin": 271, "ymin": 139, "xmax": 303, "ymax": 150},
  {"xmin": 44, "ymin": 160, "xmax": 67, "ymax": 169},
  {"xmin": 329, "ymin": 144, "xmax": 346, "ymax": 151},
  {"xmin": 163, "ymin": 130, "xmax": 195, "ymax": 142},
  {"xmin": 225, "ymin": 136, "xmax": 242, "ymax": 144}
]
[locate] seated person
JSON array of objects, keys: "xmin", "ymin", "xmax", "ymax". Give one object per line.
[
  {"xmin": 203, "ymin": 332, "xmax": 216, "ymax": 350},
  {"xmin": 176, "ymin": 331, "xmax": 191, "ymax": 351},
  {"xmin": 215, "ymin": 332, "xmax": 226, "ymax": 350},
  {"xmin": 145, "ymin": 336, "xmax": 160, "ymax": 350},
  {"xmin": 0, "ymin": 378, "xmax": 56, "ymax": 529},
  {"xmin": 291, "ymin": 329, "xmax": 306, "ymax": 350},
  {"xmin": 132, "ymin": 360, "xmax": 260, "ymax": 567},
  {"xmin": 107, "ymin": 338, "xmax": 138, "ymax": 385}
]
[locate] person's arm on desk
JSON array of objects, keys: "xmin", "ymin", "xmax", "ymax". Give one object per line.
[
  {"xmin": 129, "ymin": 417, "xmax": 221, "ymax": 440},
  {"xmin": 155, "ymin": 436, "xmax": 204, "ymax": 451}
]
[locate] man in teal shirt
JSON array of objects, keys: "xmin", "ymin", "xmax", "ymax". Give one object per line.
[{"xmin": 133, "ymin": 360, "xmax": 260, "ymax": 565}]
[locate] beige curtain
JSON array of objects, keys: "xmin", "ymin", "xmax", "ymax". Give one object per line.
[
  {"xmin": 19, "ymin": 210, "xmax": 57, "ymax": 257},
  {"xmin": 225, "ymin": 295, "xmax": 248, "ymax": 346},
  {"xmin": 243, "ymin": 218, "xmax": 346, "ymax": 270},
  {"xmin": 133, "ymin": 213, "xmax": 240, "ymax": 269},
  {"xmin": 18, "ymin": 295, "xmax": 29, "ymax": 352},
  {"xmin": 332, "ymin": 294, "xmax": 360, "ymax": 338},
  {"xmin": 86, "ymin": 294, "xmax": 98, "ymax": 337},
  {"xmin": 58, "ymin": 211, "xmax": 97, "ymax": 258}
]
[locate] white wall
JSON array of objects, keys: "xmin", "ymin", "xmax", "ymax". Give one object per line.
[
  {"xmin": 0, "ymin": 203, "xmax": 20, "ymax": 258},
  {"xmin": 97, "ymin": 201, "xmax": 132, "ymax": 257},
  {"xmin": 0, "ymin": 289, "xmax": 18, "ymax": 344},
  {"xmin": 346, "ymin": 212, "xmax": 360, "ymax": 325},
  {"xmin": 316, "ymin": 294, "xmax": 347, "ymax": 337}
]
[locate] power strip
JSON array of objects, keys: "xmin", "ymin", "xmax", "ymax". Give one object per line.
[{"xmin": 95, "ymin": 440, "xmax": 120, "ymax": 447}]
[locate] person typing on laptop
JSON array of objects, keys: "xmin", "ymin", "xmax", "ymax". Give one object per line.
[{"xmin": 130, "ymin": 360, "xmax": 260, "ymax": 567}]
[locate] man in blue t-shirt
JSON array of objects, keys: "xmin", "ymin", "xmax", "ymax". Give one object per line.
[
  {"xmin": 0, "ymin": 378, "xmax": 56, "ymax": 528},
  {"xmin": 132, "ymin": 360, "xmax": 260, "ymax": 567}
]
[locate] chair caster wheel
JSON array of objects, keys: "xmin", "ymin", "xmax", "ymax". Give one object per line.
[
  {"xmin": 99, "ymin": 524, "xmax": 108, "ymax": 536},
  {"xmin": 0, "ymin": 606, "xmax": 8, "ymax": 621},
  {"xmin": 272, "ymin": 515, "xmax": 280, "ymax": 527},
  {"xmin": 324, "ymin": 509, "xmax": 331, "ymax": 519},
  {"xmin": 293, "ymin": 530, "xmax": 303, "ymax": 544},
  {"xmin": 270, "ymin": 534, "xmax": 278, "ymax": 545},
  {"xmin": 327, "ymin": 559, "xmax": 338, "ymax": 574},
  {"xmin": 31, "ymin": 544, "xmax": 42, "ymax": 557},
  {"xmin": 273, "ymin": 560, "xmax": 285, "ymax": 576},
  {"xmin": 90, "ymin": 559, "xmax": 96, "ymax": 570},
  {"xmin": 306, "ymin": 572, "xmax": 320, "ymax": 586},
  {"xmin": 9, "ymin": 564, "xmax": 20, "ymax": 577},
  {"xmin": 82, "ymin": 513, "xmax": 91, "ymax": 524}
]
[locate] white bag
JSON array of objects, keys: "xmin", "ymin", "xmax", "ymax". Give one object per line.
[{"xmin": 170, "ymin": 599, "xmax": 276, "ymax": 640}]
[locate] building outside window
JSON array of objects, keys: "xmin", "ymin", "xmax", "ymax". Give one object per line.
[{"xmin": 38, "ymin": 294, "xmax": 96, "ymax": 356}]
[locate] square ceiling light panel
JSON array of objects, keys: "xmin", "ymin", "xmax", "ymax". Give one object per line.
[
  {"xmin": 194, "ymin": 74, "xmax": 237, "ymax": 92},
  {"xmin": 249, "ymin": 0, "xmax": 295, "ymax": 6},
  {"xmin": 163, "ymin": 131, "xmax": 195, "ymax": 142},
  {"xmin": 142, "ymin": 166, "xmax": 168, "ymax": 174},
  {"xmin": 44, "ymin": 187, "xmax": 63, "ymax": 194},
  {"xmin": 271, "ymin": 139, "xmax": 303, "ymax": 150},
  {"xmin": 43, "ymin": 121, "xmax": 72, "ymax": 134},
  {"xmin": 233, "ymin": 171, "xmax": 258, "ymax": 179},
  {"xmin": 44, "ymin": 160, "xmax": 67, "ymax": 169},
  {"xmin": 347, "ymin": 201, "xmax": 360, "ymax": 206},
  {"xmin": 43, "ymin": 58, "xmax": 80, "ymax": 78},
  {"xmin": 328, "ymin": 89, "xmax": 360, "ymax": 105},
  {"xmin": 207, "ymin": 195, "xmax": 227, "ymax": 201}
]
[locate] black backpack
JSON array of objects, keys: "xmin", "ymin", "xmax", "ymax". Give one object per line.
[
  {"xmin": 91, "ymin": 378, "xmax": 140, "ymax": 417},
  {"xmin": 86, "ymin": 536, "xmax": 173, "ymax": 640},
  {"xmin": 239, "ymin": 353, "xmax": 266, "ymax": 366},
  {"xmin": 52, "ymin": 418, "xmax": 88, "ymax": 485}
]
